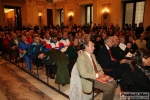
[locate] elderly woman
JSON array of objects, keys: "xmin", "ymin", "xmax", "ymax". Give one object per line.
[{"xmin": 120, "ymin": 48, "xmax": 150, "ymax": 92}]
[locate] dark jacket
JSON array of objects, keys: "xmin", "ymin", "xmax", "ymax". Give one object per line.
[
  {"xmin": 93, "ymin": 40, "xmax": 103, "ymax": 56},
  {"xmin": 28, "ymin": 42, "xmax": 44, "ymax": 59},
  {"xmin": 97, "ymin": 44, "xmax": 120, "ymax": 68},
  {"xmin": 111, "ymin": 45, "xmax": 129, "ymax": 61},
  {"xmin": 120, "ymin": 66, "xmax": 150, "ymax": 92},
  {"xmin": 45, "ymin": 49, "xmax": 70, "ymax": 85},
  {"xmin": 66, "ymin": 45, "xmax": 79, "ymax": 60},
  {"xmin": 9, "ymin": 39, "xmax": 18, "ymax": 47},
  {"xmin": 132, "ymin": 66, "xmax": 150, "ymax": 92}
]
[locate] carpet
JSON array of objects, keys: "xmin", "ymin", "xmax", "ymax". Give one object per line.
[{"xmin": 0, "ymin": 62, "xmax": 52, "ymax": 100}]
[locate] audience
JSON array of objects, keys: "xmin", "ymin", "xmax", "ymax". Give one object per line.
[{"xmin": 0, "ymin": 22, "xmax": 149, "ymax": 94}]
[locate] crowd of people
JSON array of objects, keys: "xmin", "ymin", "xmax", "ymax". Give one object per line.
[{"xmin": 0, "ymin": 22, "xmax": 150, "ymax": 99}]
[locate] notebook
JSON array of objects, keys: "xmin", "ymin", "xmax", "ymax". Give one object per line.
[{"xmin": 96, "ymin": 75, "xmax": 114, "ymax": 83}]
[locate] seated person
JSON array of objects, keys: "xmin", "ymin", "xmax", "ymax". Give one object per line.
[
  {"xmin": 3, "ymin": 33, "xmax": 10, "ymax": 56},
  {"xmin": 118, "ymin": 36, "xmax": 130, "ymax": 55},
  {"xmin": 120, "ymin": 49, "xmax": 150, "ymax": 92},
  {"xmin": 18, "ymin": 35, "xmax": 31, "ymax": 70},
  {"xmin": 97, "ymin": 36, "xmax": 131, "ymax": 78},
  {"xmin": 66, "ymin": 37, "xmax": 80, "ymax": 61},
  {"xmin": 28, "ymin": 35, "xmax": 55, "ymax": 78},
  {"xmin": 83, "ymin": 34, "xmax": 91, "ymax": 42},
  {"xmin": 42, "ymin": 33, "xmax": 51, "ymax": 45},
  {"xmin": 49, "ymin": 34, "xmax": 63, "ymax": 50},
  {"xmin": 26, "ymin": 32, "xmax": 33, "ymax": 44},
  {"xmin": 93, "ymin": 35, "xmax": 103, "ymax": 56},
  {"xmin": 127, "ymin": 36, "xmax": 138, "ymax": 53},
  {"xmin": 66, "ymin": 38, "xmax": 80, "ymax": 76},
  {"xmin": 59, "ymin": 31, "xmax": 71, "ymax": 52},
  {"xmin": 135, "ymin": 33, "xmax": 146, "ymax": 49},
  {"xmin": 9, "ymin": 33, "xmax": 19, "ymax": 63},
  {"xmin": 111, "ymin": 36, "xmax": 132, "ymax": 61},
  {"xmin": 76, "ymin": 41, "xmax": 117, "ymax": 100}
]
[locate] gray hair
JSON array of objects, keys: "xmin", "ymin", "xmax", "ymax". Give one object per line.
[
  {"xmin": 104, "ymin": 36, "xmax": 112, "ymax": 43},
  {"xmin": 82, "ymin": 41, "xmax": 89, "ymax": 50}
]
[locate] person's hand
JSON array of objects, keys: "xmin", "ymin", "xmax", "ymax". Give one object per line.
[
  {"xmin": 38, "ymin": 53, "xmax": 45, "ymax": 59},
  {"xmin": 98, "ymin": 71, "xmax": 105, "ymax": 78},
  {"xmin": 120, "ymin": 59, "xmax": 126, "ymax": 64}
]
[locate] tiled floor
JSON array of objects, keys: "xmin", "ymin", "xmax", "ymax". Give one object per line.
[{"xmin": 0, "ymin": 58, "xmax": 121, "ymax": 100}]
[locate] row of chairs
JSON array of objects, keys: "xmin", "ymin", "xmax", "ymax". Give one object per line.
[{"xmin": 2, "ymin": 51, "xmax": 114, "ymax": 100}]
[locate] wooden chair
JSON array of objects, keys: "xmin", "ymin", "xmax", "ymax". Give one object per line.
[
  {"xmin": 80, "ymin": 68, "xmax": 112, "ymax": 100},
  {"xmin": 80, "ymin": 76, "xmax": 103, "ymax": 100}
]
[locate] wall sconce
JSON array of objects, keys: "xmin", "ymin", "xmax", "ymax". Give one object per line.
[
  {"xmin": 68, "ymin": 12, "xmax": 73, "ymax": 21},
  {"xmin": 38, "ymin": 12, "xmax": 42, "ymax": 22},
  {"xmin": 102, "ymin": 8, "xmax": 109, "ymax": 19}
]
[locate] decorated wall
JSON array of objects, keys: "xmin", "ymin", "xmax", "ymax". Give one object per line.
[{"xmin": 0, "ymin": 0, "xmax": 149, "ymax": 29}]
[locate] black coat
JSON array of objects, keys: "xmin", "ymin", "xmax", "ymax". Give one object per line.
[
  {"xmin": 111, "ymin": 45, "xmax": 129, "ymax": 61},
  {"xmin": 93, "ymin": 40, "xmax": 103, "ymax": 56},
  {"xmin": 132, "ymin": 66, "xmax": 150, "ymax": 92},
  {"xmin": 120, "ymin": 66, "xmax": 150, "ymax": 92},
  {"xmin": 9, "ymin": 39, "xmax": 19, "ymax": 52},
  {"xmin": 97, "ymin": 44, "xmax": 120, "ymax": 68}
]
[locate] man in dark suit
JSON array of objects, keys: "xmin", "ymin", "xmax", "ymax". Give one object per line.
[
  {"xmin": 97, "ymin": 36, "xmax": 131, "ymax": 78},
  {"xmin": 9, "ymin": 33, "xmax": 19, "ymax": 63},
  {"xmin": 76, "ymin": 41, "xmax": 117, "ymax": 100}
]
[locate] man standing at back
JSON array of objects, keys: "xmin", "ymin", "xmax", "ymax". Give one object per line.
[{"xmin": 76, "ymin": 41, "xmax": 117, "ymax": 100}]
